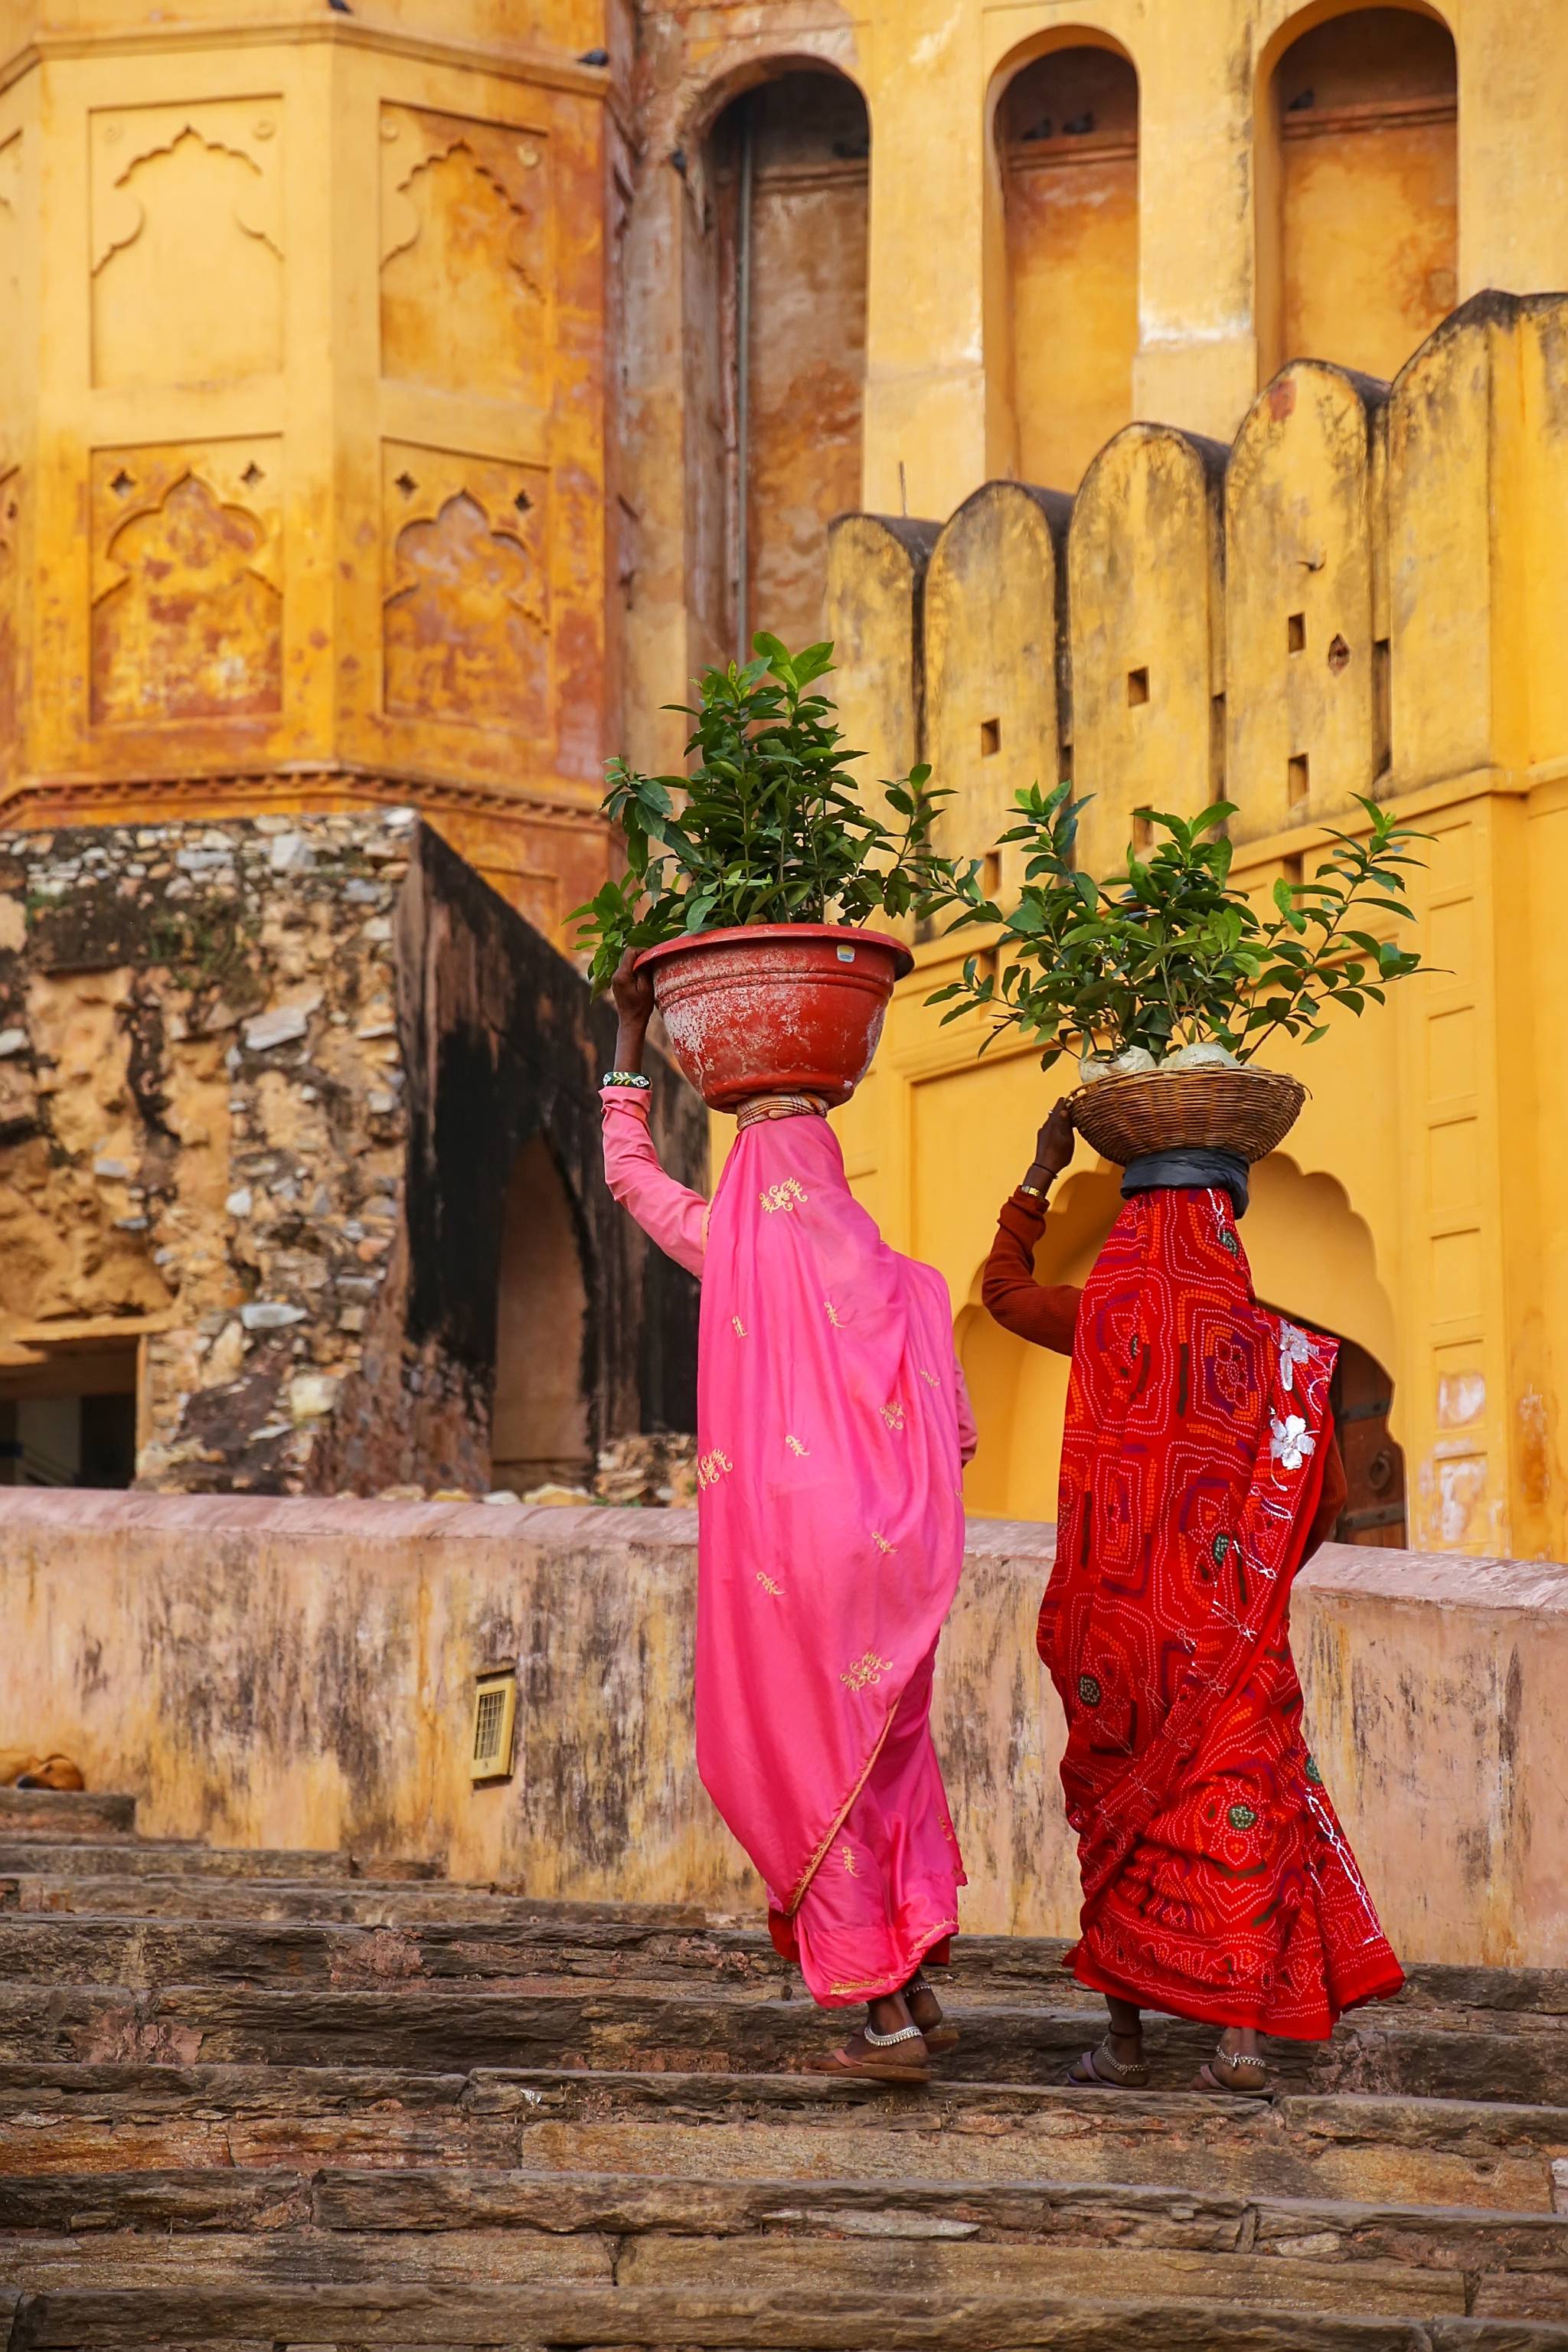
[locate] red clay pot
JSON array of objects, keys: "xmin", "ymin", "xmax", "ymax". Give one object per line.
[{"xmin": 636, "ymin": 923, "xmax": 914, "ymax": 1111}]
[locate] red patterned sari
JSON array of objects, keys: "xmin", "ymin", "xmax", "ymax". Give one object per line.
[{"xmin": 1041, "ymin": 1186, "xmax": 1403, "ymax": 2039}]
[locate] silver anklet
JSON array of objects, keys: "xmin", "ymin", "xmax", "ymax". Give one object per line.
[
  {"xmin": 864, "ymin": 2021, "xmax": 924, "ymax": 2047},
  {"xmin": 1220, "ymin": 2047, "xmax": 1266, "ymax": 2073}
]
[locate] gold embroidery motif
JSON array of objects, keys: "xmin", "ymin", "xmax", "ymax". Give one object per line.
[
  {"xmin": 760, "ymin": 1178, "xmax": 808, "ymax": 1214},
  {"xmin": 880, "ymin": 1400, "xmax": 906, "ymax": 1432},
  {"xmin": 756, "ymin": 1570, "xmax": 784, "ymax": 1597},
  {"xmin": 696, "ymin": 1448, "xmax": 733, "ymax": 1490},
  {"xmin": 871, "ymin": 1532, "xmax": 896, "ymax": 1554},
  {"xmin": 785, "ymin": 1433, "xmax": 809, "ymax": 1457},
  {"xmin": 825, "ymin": 1298, "xmax": 844, "ymax": 1328},
  {"xmin": 732, "ymin": 1315, "xmax": 747, "ymax": 1338},
  {"xmin": 838, "ymin": 1844, "xmax": 861, "ymax": 1876},
  {"xmin": 917, "ymin": 1368, "xmax": 940, "ymax": 1387},
  {"xmin": 841, "ymin": 1649, "xmax": 893, "ymax": 1692}
]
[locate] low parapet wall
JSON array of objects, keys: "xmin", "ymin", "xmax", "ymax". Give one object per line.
[{"xmin": 2, "ymin": 1491, "xmax": 1563, "ymax": 1966}]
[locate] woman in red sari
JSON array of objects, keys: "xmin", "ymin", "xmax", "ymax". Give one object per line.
[{"xmin": 985, "ymin": 1102, "xmax": 1403, "ymax": 2092}]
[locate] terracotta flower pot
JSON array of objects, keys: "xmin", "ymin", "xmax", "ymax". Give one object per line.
[{"xmin": 636, "ymin": 923, "xmax": 914, "ymax": 1111}]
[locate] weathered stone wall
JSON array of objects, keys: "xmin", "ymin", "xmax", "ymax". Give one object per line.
[
  {"xmin": 2, "ymin": 1490, "xmax": 1563, "ymax": 1968},
  {"xmin": 0, "ymin": 814, "xmax": 703, "ymax": 1494}
]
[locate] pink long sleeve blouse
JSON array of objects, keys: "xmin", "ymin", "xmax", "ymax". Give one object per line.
[{"xmin": 599, "ymin": 1089, "xmax": 979, "ymax": 1462}]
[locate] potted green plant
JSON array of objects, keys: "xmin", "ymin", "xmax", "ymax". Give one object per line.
[
  {"xmin": 573, "ymin": 635, "xmax": 953, "ymax": 1108},
  {"xmin": 930, "ymin": 785, "xmax": 1428, "ymax": 1163}
]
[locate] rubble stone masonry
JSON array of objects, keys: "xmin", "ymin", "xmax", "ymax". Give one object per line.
[{"xmin": 0, "ymin": 812, "xmax": 702, "ymax": 1497}]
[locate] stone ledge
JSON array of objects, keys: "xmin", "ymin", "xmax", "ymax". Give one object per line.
[{"xmin": 1, "ymin": 1493, "xmax": 1563, "ymax": 1964}]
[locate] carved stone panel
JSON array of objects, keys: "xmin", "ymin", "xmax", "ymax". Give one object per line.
[
  {"xmin": 382, "ymin": 445, "xmax": 550, "ymax": 734},
  {"xmin": 90, "ymin": 442, "xmax": 283, "ymax": 727},
  {"xmin": 380, "ymin": 105, "xmax": 551, "ymax": 407},
  {"xmin": 90, "ymin": 101, "xmax": 283, "ymax": 389}
]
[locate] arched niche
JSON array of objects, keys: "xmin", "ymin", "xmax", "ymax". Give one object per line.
[
  {"xmin": 993, "ymin": 38, "xmax": 1140, "ymax": 492},
  {"xmin": 958, "ymin": 1163, "xmax": 1120, "ymax": 1524},
  {"xmin": 693, "ymin": 67, "xmax": 871, "ymax": 661},
  {"xmin": 490, "ymin": 1134, "xmax": 593, "ymax": 1495},
  {"xmin": 1258, "ymin": 5, "xmax": 1458, "ymax": 384}
]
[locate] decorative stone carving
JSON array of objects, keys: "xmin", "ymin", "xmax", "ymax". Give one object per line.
[
  {"xmin": 90, "ymin": 101, "xmax": 283, "ymax": 388},
  {"xmin": 382, "ymin": 444, "xmax": 548, "ymax": 732},
  {"xmin": 380, "ymin": 104, "xmax": 550, "ymax": 404},
  {"xmin": 91, "ymin": 443, "xmax": 283, "ymax": 727}
]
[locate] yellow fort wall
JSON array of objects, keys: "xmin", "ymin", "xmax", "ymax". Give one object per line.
[
  {"xmin": 624, "ymin": 0, "xmax": 1568, "ymax": 782},
  {"xmin": 825, "ymin": 295, "xmax": 1568, "ymax": 1563},
  {"xmin": 0, "ymin": 0, "xmax": 622, "ymax": 936}
]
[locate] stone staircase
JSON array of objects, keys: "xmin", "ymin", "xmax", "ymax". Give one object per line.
[{"xmin": 1, "ymin": 1788, "xmax": 1566, "ymax": 2348}]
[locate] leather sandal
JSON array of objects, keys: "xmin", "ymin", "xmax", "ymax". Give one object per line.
[
  {"xmin": 1196, "ymin": 2041, "xmax": 1269, "ymax": 2096},
  {"xmin": 809, "ymin": 2021, "xmax": 931, "ymax": 2083},
  {"xmin": 904, "ymin": 1970, "xmax": 959, "ymax": 2054},
  {"xmin": 1065, "ymin": 2037, "xmax": 1149, "ymax": 2089}
]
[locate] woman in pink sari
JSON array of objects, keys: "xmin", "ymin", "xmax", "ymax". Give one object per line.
[{"xmin": 599, "ymin": 956, "xmax": 976, "ymax": 2081}]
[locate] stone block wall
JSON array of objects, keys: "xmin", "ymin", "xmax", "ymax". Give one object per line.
[{"xmin": 0, "ymin": 812, "xmax": 703, "ymax": 1494}]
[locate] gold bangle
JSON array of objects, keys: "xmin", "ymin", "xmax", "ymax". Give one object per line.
[{"xmin": 1019, "ymin": 1181, "xmax": 1044, "ymax": 1199}]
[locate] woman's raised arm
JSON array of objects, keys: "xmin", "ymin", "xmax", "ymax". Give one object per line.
[{"xmin": 600, "ymin": 952, "xmax": 708, "ymax": 1279}]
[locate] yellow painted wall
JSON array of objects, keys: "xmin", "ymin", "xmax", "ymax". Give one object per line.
[
  {"xmin": 626, "ymin": 0, "xmax": 1568, "ymax": 785},
  {"xmin": 998, "ymin": 44, "xmax": 1139, "ymax": 494},
  {"xmin": 0, "ymin": 0, "xmax": 619, "ymax": 936},
  {"xmin": 825, "ymin": 296, "xmax": 1568, "ymax": 1565}
]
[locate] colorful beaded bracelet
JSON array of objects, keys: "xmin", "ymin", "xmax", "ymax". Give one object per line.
[{"xmin": 602, "ymin": 1070, "xmax": 652, "ymax": 1089}]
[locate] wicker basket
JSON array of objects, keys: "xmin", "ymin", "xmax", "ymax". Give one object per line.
[{"xmin": 1068, "ymin": 1066, "xmax": 1306, "ymax": 1166}]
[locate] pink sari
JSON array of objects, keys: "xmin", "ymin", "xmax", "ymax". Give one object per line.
[{"xmin": 602, "ymin": 1093, "xmax": 972, "ymax": 2006}]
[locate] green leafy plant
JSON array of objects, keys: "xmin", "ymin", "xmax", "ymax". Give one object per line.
[
  {"xmin": 570, "ymin": 633, "xmax": 954, "ymax": 993},
  {"xmin": 930, "ymin": 783, "xmax": 1428, "ymax": 1070}
]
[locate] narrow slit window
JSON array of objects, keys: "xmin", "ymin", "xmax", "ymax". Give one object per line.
[
  {"xmin": 1288, "ymin": 753, "xmax": 1310, "ymax": 806},
  {"xmin": 1126, "ymin": 666, "xmax": 1149, "ymax": 707},
  {"xmin": 980, "ymin": 717, "xmax": 1001, "ymax": 756},
  {"xmin": 1288, "ymin": 612, "xmax": 1306, "ymax": 655}
]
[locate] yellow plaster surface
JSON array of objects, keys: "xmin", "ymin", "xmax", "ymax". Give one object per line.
[{"xmin": 826, "ymin": 296, "xmax": 1568, "ymax": 1562}]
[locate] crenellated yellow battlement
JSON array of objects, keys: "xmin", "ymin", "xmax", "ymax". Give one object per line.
[{"xmin": 823, "ymin": 293, "xmax": 1568, "ymax": 1564}]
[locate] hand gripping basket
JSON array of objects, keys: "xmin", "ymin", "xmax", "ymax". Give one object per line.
[{"xmin": 1067, "ymin": 1066, "xmax": 1306, "ymax": 1168}]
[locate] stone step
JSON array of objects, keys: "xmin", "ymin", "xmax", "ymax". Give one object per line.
[
  {"xmin": 3, "ymin": 2063, "xmax": 1565, "ymax": 2213},
  {"xmin": 0, "ymin": 1983, "xmax": 1559, "ymax": 2105},
  {"xmin": 0, "ymin": 1916, "xmax": 1560, "ymax": 2027},
  {"xmin": 0, "ymin": 2063, "xmax": 518, "ymax": 2174},
  {"xmin": 0, "ymin": 1842, "xmax": 352, "ymax": 1883},
  {"xmin": 2, "ymin": 2167, "xmax": 1566, "ymax": 2316},
  {"xmin": 0, "ymin": 1790, "xmax": 137, "ymax": 1841},
  {"xmin": 5, "ymin": 2280, "xmax": 1568, "ymax": 2350},
  {"xmin": 0, "ymin": 1874, "xmax": 716, "ymax": 1926}
]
